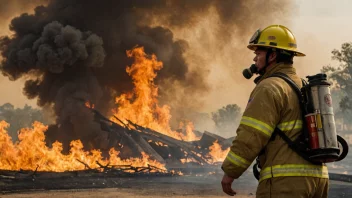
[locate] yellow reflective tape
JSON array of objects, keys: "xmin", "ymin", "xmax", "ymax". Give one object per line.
[
  {"xmin": 225, "ymin": 151, "xmax": 251, "ymax": 168},
  {"xmin": 240, "ymin": 116, "xmax": 274, "ymax": 137},
  {"xmin": 260, "ymin": 168, "xmax": 328, "ymax": 181},
  {"xmin": 316, "ymin": 114, "xmax": 323, "ymax": 129},
  {"xmin": 259, "ymin": 164, "xmax": 329, "ymax": 182},
  {"xmin": 277, "ymin": 120, "xmax": 303, "ymax": 131}
]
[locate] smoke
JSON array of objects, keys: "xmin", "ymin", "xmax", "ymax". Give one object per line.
[
  {"xmin": 0, "ymin": 0, "xmax": 295, "ymax": 149},
  {"xmin": 145, "ymin": 0, "xmax": 296, "ymax": 129}
]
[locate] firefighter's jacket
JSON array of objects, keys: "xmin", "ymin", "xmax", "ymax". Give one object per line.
[{"xmin": 221, "ymin": 62, "xmax": 328, "ymax": 182}]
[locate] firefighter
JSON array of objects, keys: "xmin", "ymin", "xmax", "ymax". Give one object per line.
[{"xmin": 221, "ymin": 25, "xmax": 329, "ymax": 197}]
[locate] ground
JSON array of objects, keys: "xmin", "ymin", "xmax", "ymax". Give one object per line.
[{"xmin": 1, "ymin": 172, "xmax": 351, "ymax": 198}]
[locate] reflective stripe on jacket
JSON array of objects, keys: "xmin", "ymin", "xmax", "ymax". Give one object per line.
[
  {"xmin": 221, "ymin": 62, "xmax": 328, "ymax": 180},
  {"xmin": 259, "ymin": 164, "xmax": 329, "ymax": 182}
]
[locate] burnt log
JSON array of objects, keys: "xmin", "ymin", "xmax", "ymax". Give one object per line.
[
  {"xmin": 219, "ymin": 136, "xmax": 235, "ymax": 148},
  {"xmin": 130, "ymin": 134, "xmax": 166, "ymax": 164},
  {"xmin": 197, "ymin": 131, "xmax": 227, "ymax": 149},
  {"xmin": 127, "ymin": 120, "xmax": 209, "ymax": 164},
  {"xmin": 92, "ymin": 111, "xmax": 205, "ymax": 164},
  {"xmin": 89, "ymin": 109, "xmax": 229, "ymax": 166}
]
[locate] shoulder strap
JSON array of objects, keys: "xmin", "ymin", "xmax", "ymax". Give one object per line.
[
  {"xmin": 269, "ymin": 72, "xmax": 303, "ymax": 102},
  {"xmin": 267, "ymin": 73, "xmax": 320, "ymax": 164}
]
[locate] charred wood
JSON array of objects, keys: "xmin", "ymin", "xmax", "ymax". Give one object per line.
[{"xmin": 88, "ymin": 109, "xmax": 229, "ymax": 165}]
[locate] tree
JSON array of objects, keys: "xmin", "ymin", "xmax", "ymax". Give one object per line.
[
  {"xmin": 211, "ymin": 104, "xmax": 242, "ymax": 137},
  {"xmin": 0, "ymin": 103, "xmax": 52, "ymax": 141},
  {"xmin": 322, "ymin": 42, "xmax": 352, "ymax": 121}
]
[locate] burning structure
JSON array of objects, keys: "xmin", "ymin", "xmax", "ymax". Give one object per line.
[
  {"xmin": 0, "ymin": 46, "xmax": 232, "ymax": 174},
  {"xmin": 0, "ymin": 45, "xmax": 233, "ymax": 191}
]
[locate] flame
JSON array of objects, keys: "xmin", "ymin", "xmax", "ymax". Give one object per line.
[
  {"xmin": 208, "ymin": 140, "xmax": 230, "ymax": 163},
  {"xmin": 178, "ymin": 121, "xmax": 198, "ymax": 141},
  {"xmin": 0, "ymin": 121, "xmax": 165, "ymax": 172},
  {"xmin": 155, "ymin": 141, "xmax": 168, "ymax": 147},
  {"xmin": 85, "ymin": 101, "xmax": 95, "ymax": 109},
  {"xmin": 110, "ymin": 46, "xmax": 200, "ymax": 141},
  {"xmin": 180, "ymin": 158, "xmax": 198, "ymax": 164},
  {"xmin": 170, "ymin": 170, "xmax": 183, "ymax": 175}
]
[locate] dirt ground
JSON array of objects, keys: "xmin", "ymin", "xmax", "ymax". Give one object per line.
[
  {"xmin": 1, "ymin": 173, "xmax": 351, "ymax": 198},
  {"xmin": 0, "ymin": 188, "xmax": 250, "ymax": 198}
]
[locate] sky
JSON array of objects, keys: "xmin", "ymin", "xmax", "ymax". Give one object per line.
[
  {"xmin": 292, "ymin": 0, "xmax": 352, "ymax": 76},
  {"xmin": 0, "ymin": 0, "xmax": 351, "ymax": 113}
]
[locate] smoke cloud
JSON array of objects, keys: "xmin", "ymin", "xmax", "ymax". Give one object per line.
[{"xmin": 0, "ymin": 0, "xmax": 295, "ymax": 150}]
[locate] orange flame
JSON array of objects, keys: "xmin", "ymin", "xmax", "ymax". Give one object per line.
[
  {"xmin": 208, "ymin": 140, "xmax": 230, "ymax": 163},
  {"xmin": 85, "ymin": 101, "xmax": 95, "ymax": 109},
  {"xmin": 110, "ymin": 47, "xmax": 199, "ymax": 141},
  {"xmin": 180, "ymin": 158, "xmax": 198, "ymax": 164},
  {"xmin": 178, "ymin": 121, "xmax": 198, "ymax": 141},
  {"xmin": 154, "ymin": 141, "xmax": 168, "ymax": 147},
  {"xmin": 0, "ymin": 121, "xmax": 165, "ymax": 172}
]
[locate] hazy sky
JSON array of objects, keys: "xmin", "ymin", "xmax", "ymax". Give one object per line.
[
  {"xmin": 0, "ymin": 0, "xmax": 351, "ymax": 112},
  {"xmin": 292, "ymin": 0, "xmax": 351, "ymax": 75}
]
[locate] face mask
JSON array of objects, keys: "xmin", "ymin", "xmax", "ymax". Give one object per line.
[{"xmin": 242, "ymin": 64, "xmax": 258, "ymax": 79}]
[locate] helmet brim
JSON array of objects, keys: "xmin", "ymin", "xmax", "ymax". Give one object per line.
[{"xmin": 247, "ymin": 44, "xmax": 306, "ymax": 57}]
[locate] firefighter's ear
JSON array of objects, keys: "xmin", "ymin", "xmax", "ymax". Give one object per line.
[{"xmin": 268, "ymin": 51, "xmax": 277, "ymax": 63}]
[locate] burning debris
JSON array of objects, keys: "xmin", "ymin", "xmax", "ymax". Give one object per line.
[
  {"xmin": 0, "ymin": 120, "xmax": 166, "ymax": 172},
  {"xmin": 0, "ymin": 45, "xmax": 231, "ymax": 178},
  {"xmin": 0, "ymin": 105, "xmax": 232, "ymax": 192},
  {"xmin": 0, "ymin": 47, "xmax": 229, "ymax": 176},
  {"xmin": 0, "ymin": 111, "xmax": 232, "ymax": 172}
]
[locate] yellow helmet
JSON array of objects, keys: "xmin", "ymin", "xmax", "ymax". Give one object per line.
[{"xmin": 247, "ymin": 25, "xmax": 305, "ymax": 56}]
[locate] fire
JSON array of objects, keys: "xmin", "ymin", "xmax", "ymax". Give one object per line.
[
  {"xmin": 170, "ymin": 170, "xmax": 184, "ymax": 176},
  {"xmin": 110, "ymin": 46, "xmax": 200, "ymax": 141},
  {"xmin": 85, "ymin": 101, "xmax": 95, "ymax": 109},
  {"xmin": 0, "ymin": 121, "xmax": 165, "ymax": 172},
  {"xmin": 154, "ymin": 141, "xmax": 168, "ymax": 147},
  {"xmin": 208, "ymin": 140, "xmax": 230, "ymax": 163},
  {"xmin": 0, "ymin": 46, "xmax": 204, "ymax": 172},
  {"xmin": 180, "ymin": 158, "xmax": 198, "ymax": 164},
  {"xmin": 178, "ymin": 121, "xmax": 198, "ymax": 141}
]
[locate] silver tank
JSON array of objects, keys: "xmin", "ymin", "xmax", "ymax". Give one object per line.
[{"xmin": 317, "ymin": 85, "xmax": 338, "ymax": 149}]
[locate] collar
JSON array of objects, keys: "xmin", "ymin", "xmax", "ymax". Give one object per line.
[{"xmin": 254, "ymin": 62, "xmax": 296, "ymax": 84}]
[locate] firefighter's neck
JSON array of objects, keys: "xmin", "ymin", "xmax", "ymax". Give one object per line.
[
  {"xmin": 264, "ymin": 60, "xmax": 277, "ymax": 72},
  {"xmin": 254, "ymin": 61, "xmax": 280, "ymax": 84},
  {"xmin": 258, "ymin": 59, "xmax": 277, "ymax": 75},
  {"xmin": 262, "ymin": 51, "xmax": 277, "ymax": 73}
]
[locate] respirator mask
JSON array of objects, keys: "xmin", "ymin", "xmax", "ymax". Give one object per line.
[
  {"xmin": 242, "ymin": 64, "xmax": 258, "ymax": 79},
  {"xmin": 242, "ymin": 29, "xmax": 261, "ymax": 80}
]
